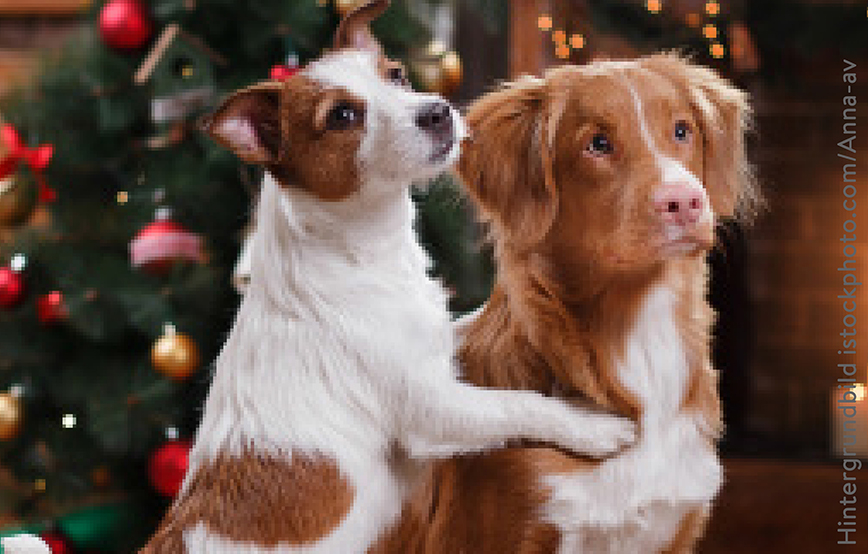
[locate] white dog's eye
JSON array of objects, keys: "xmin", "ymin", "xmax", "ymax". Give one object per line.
[
  {"xmin": 387, "ymin": 66, "xmax": 409, "ymax": 87},
  {"xmin": 326, "ymin": 102, "xmax": 364, "ymax": 131},
  {"xmin": 674, "ymin": 120, "xmax": 692, "ymax": 143}
]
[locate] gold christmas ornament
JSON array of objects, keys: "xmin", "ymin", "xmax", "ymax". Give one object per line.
[
  {"xmin": 151, "ymin": 328, "xmax": 201, "ymax": 381},
  {"xmin": 0, "ymin": 174, "xmax": 38, "ymax": 228},
  {"xmin": 438, "ymin": 51, "xmax": 463, "ymax": 97},
  {"xmin": 0, "ymin": 391, "xmax": 23, "ymax": 441},
  {"xmin": 333, "ymin": 0, "xmax": 364, "ymax": 16},
  {"xmin": 414, "ymin": 42, "xmax": 463, "ymax": 98}
]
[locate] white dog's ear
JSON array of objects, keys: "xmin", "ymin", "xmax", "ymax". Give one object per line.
[
  {"xmin": 333, "ymin": 0, "xmax": 389, "ymax": 54},
  {"xmin": 202, "ymin": 81, "xmax": 283, "ymax": 165}
]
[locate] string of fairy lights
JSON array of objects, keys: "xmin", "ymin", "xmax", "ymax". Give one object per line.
[{"xmin": 537, "ymin": 0, "xmax": 728, "ymax": 61}]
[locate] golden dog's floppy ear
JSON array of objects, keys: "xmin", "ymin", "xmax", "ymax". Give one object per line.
[
  {"xmin": 333, "ymin": 0, "xmax": 389, "ymax": 55},
  {"xmin": 459, "ymin": 77, "xmax": 562, "ymax": 248},
  {"xmin": 643, "ymin": 53, "xmax": 760, "ymax": 222},
  {"xmin": 202, "ymin": 81, "xmax": 284, "ymax": 166}
]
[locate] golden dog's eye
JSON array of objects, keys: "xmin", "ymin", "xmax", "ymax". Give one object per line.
[
  {"xmin": 674, "ymin": 120, "xmax": 692, "ymax": 143},
  {"xmin": 587, "ymin": 133, "xmax": 614, "ymax": 156},
  {"xmin": 326, "ymin": 102, "xmax": 364, "ymax": 130}
]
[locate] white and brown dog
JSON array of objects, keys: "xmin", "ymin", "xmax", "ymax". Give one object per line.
[
  {"xmin": 139, "ymin": 2, "xmax": 634, "ymax": 553},
  {"xmin": 380, "ymin": 54, "xmax": 759, "ymax": 553}
]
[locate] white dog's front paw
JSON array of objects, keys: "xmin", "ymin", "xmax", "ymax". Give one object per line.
[{"xmin": 567, "ymin": 414, "xmax": 637, "ymax": 458}]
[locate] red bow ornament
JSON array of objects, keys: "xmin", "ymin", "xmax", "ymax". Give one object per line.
[{"xmin": 0, "ymin": 124, "xmax": 56, "ymax": 202}]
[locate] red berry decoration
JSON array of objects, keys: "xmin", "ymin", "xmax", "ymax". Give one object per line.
[
  {"xmin": 270, "ymin": 64, "xmax": 300, "ymax": 81},
  {"xmin": 0, "ymin": 266, "xmax": 24, "ymax": 309},
  {"xmin": 39, "ymin": 532, "xmax": 71, "ymax": 554},
  {"xmin": 37, "ymin": 291, "xmax": 67, "ymax": 324},
  {"xmin": 148, "ymin": 440, "xmax": 191, "ymax": 497},
  {"xmin": 99, "ymin": 0, "xmax": 153, "ymax": 51}
]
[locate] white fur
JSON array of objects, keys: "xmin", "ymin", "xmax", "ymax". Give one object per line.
[
  {"xmin": 180, "ymin": 50, "xmax": 634, "ymax": 553},
  {"xmin": 543, "ymin": 283, "xmax": 722, "ymax": 553},
  {"xmin": 0, "ymin": 535, "xmax": 51, "ymax": 554}
]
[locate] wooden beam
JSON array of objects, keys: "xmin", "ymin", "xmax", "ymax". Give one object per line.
[
  {"xmin": 0, "ymin": 49, "xmax": 35, "ymax": 95},
  {"xmin": 509, "ymin": 0, "xmax": 549, "ymax": 78},
  {"xmin": 0, "ymin": 0, "xmax": 91, "ymax": 16}
]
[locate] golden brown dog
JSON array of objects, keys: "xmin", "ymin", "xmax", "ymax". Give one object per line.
[{"xmin": 375, "ymin": 53, "xmax": 759, "ymax": 554}]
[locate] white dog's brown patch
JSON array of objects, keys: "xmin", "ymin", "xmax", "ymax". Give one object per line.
[{"xmin": 140, "ymin": 452, "xmax": 354, "ymax": 552}]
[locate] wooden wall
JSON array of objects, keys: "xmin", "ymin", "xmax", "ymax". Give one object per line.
[{"xmin": 0, "ymin": 0, "xmax": 87, "ymax": 95}]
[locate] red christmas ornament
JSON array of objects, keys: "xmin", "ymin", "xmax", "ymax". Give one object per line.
[
  {"xmin": 37, "ymin": 291, "xmax": 67, "ymax": 324},
  {"xmin": 39, "ymin": 532, "xmax": 71, "ymax": 554},
  {"xmin": 130, "ymin": 209, "xmax": 204, "ymax": 274},
  {"xmin": 148, "ymin": 440, "xmax": 191, "ymax": 497},
  {"xmin": 0, "ymin": 266, "xmax": 24, "ymax": 308},
  {"xmin": 99, "ymin": 0, "xmax": 153, "ymax": 51},
  {"xmin": 270, "ymin": 64, "xmax": 300, "ymax": 81}
]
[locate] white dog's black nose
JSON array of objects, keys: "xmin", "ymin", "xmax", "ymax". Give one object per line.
[{"xmin": 416, "ymin": 102, "xmax": 454, "ymax": 138}]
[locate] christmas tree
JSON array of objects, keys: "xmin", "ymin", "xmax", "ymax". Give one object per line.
[{"xmin": 0, "ymin": 1, "xmax": 482, "ymax": 550}]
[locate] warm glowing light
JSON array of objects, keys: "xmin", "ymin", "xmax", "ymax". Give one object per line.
[
  {"xmin": 710, "ymin": 42, "xmax": 725, "ymax": 59},
  {"xmin": 552, "ymin": 30, "xmax": 567, "ymax": 44},
  {"xmin": 686, "ymin": 13, "xmax": 701, "ymax": 27},
  {"xmin": 538, "ymin": 15, "xmax": 553, "ymax": 31},
  {"xmin": 34, "ymin": 479, "xmax": 46, "ymax": 492},
  {"xmin": 427, "ymin": 40, "xmax": 447, "ymax": 57},
  {"xmin": 62, "ymin": 413, "xmax": 77, "ymax": 429},
  {"xmin": 705, "ymin": 1, "xmax": 720, "ymax": 16},
  {"xmin": 703, "ymin": 24, "xmax": 718, "ymax": 39},
  {"xmin": 10, "ymin": 254, "xmax": 26, "ymax": 273},
  {"xmin": 853, "ymin": 383, "xmax": 867, "ymax": 402},
  {"xmin": 117, "ymin": 191, "xmax": 129, "ymax": 204},
  {"xmin": 555, "ymin": 44, "xmax": 571, "ymax": 60},
  {"xmin": 646, "ymin": 0, "xmax": 662, "ymax": 14},
  {"xmin": 570, "ymin": 33, "xmax": 585, "ymax": 49}
]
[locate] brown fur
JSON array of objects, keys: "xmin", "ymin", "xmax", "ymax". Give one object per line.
[
  {"xmin": 204, "ymin": 76, "xmax": 366, "ymax": 201},
  {"xmin": 377, "ymin": 53, "xmax": 756, "ymax": 553},
  {"xmin": 333, "ymin": 0, "xmax": 389, "ymax": 54},
  {"xmin": 203, "ymin": 1, "xmax": 407, "ymax": 205},
  {"xmin": 662, "ymin": 508, "xmax": 711, "ymax": 554},
  {"xmin": 141, "ymin": 452, "xmax": 354, "ymax": 552}
]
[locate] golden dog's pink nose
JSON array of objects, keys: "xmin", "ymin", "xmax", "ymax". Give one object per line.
[{"xmin": 655, "ymin": 183, "xmax": 707, "ymax": 227}]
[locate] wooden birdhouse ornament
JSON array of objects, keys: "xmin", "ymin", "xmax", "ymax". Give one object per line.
[{"xmin": 134, "ymin": 24, "xmax": 226, "ymax": 126}]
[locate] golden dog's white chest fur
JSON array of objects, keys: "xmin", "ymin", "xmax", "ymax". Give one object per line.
[{"xmin": 544, "ymin": 285, "xmax": 723, "ymax": 553}]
